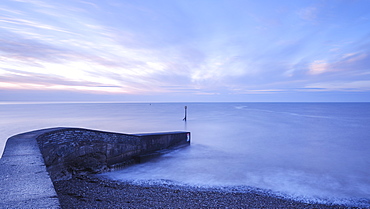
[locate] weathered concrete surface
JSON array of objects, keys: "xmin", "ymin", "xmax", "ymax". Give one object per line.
[
  {"xmin": 36, "ymin": 128, "xmax": 191, "ymax": 181},
  {"xmin": 0, "ymin": 127, "xmax": 190, "ymax": 208},
  {"xmin": 0, "ymin": 128, "xmax": 61, "ymax": 209}
]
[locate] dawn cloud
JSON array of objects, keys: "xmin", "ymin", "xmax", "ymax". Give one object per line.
[{"xmin": 1, "ymin": 0, "xmax": 370, "ymax": 102}]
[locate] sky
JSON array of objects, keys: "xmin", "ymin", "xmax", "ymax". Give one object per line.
[{"xmin": 1, "ymin": 0, "xmax": 370, "ymax": 102}]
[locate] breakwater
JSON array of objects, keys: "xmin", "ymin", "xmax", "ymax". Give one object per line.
[
  {"xmin": 36, "ymin": 128, "xmax": 190, "ymax": 181},
  {"xmin": 0, "ymin": 127, "xmax": 190, "ymax": 208}
]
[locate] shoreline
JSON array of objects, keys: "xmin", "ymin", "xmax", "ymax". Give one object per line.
[
  {"xmin": 2, "ymin": 127, "xmax": 369, "ymax": 208},
  {"xmin": 53, "ymin": 175, "xmax": 355, "ymax": 209}
]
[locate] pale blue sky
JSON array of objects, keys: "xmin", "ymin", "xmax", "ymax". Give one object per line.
[{"xmin": 1, "ymin": 0, "xmax": 370, "ymax": 102}]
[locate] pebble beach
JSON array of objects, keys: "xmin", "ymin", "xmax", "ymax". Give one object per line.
[{"xmin": 53, "ymin": 175, "xmax": 352, "ymax": 209}]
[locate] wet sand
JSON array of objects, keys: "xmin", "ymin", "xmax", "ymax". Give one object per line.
[{"xmin": 53, "ymin": 175, "xmax": 350, "ymax": 209}]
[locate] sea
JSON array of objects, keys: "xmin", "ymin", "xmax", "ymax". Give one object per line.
[{"xmin": 1, "ymin": 102, "xmax": 369, "ymax": 207}]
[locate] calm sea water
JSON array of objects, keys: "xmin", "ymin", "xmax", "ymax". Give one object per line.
[{"xmin": 1, "ymin": 102, "xmax": 369, "ymax": 206}]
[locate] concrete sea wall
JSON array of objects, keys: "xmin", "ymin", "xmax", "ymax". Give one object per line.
[
  {"xmin": 0, "ymin": 127, "xmax": 190, "ymax": 208},
  {"xmin": 0, "ymin": 128, "xmax": 63, "ymax": 208},
  {"xmin": 36, "ymin": 128, "xmax": 191, "ymax": 181}
]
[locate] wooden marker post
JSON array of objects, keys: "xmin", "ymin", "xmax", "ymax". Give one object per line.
[{"xmin": 183, "ymin": 106, "xmax": 187, "ymax": 121}]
